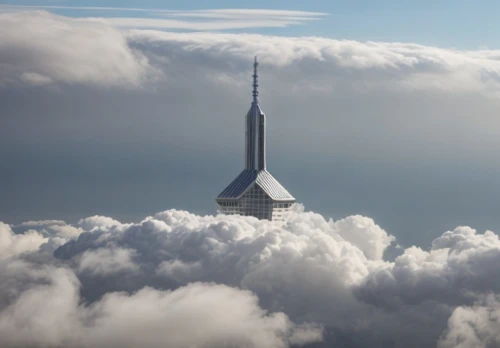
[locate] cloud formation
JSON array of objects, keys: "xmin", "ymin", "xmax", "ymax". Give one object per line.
[
  {"xmin": 3, "ymin": 207, "xmax": 500, "ymax": 347},
  {"xmin": 128, "ymin": 30, "xmax": 500, "ymax": 96},
  {"xmin": 0, "ymin": 5, "xmax": 326, "ymax": 30},
  {"xmin": 4, "ymin": 10, "xmax": 500, "ymax": 96},
  {"xmin": 0, "ymin": 265, "xmax": 317, "ymax": 348},
  {"xmin": 439, "ymin": 295, "xmax": 500, "ymax": 348},
  {"xmin": 356, "ymin": 226, "xmax": 500, "ymax": 309},
  {"xmin": 0, "ymin": 11, "xmax": 155, "ymax": 88},
  {"xmin": 0, "ymin": 216, "xmax": 323, "ymax": 348},
  {"xmin": 0, "ymin": 222, "xmax": 47, "ymax": 260}
]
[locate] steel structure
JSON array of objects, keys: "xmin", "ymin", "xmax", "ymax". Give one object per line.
[{"xmin": 216, "ymin": 57, "xmax": 296, "ymax": 221}]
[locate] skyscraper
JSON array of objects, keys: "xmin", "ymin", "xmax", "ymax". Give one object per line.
[{"xmin": 216, "ymin": 57, "xmax": 296, "ymax": 222}]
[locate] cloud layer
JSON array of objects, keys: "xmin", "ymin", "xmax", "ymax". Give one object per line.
[
  {"xmin": 0, "ymin": 6, "xmax": 326, "ymax": 30},
  {"xmin": 0, "ymin": 11, "xmax": 154, "ymax": 88},
  {"xmin": 3, "ymin": 207, "xmax": 500, "ymax": 347},
  {"xmin": 0, "ymin": 217, "xmax": 323, "ymax": 348},
  {"xmin": 3, "ymin": 10, "xmax": 500, "ymax": 97},
  {"xmin": 128, "ymin": 30, "xmax": 500, "ymax": 96}
]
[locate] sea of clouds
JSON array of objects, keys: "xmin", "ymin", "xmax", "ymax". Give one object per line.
[{"xmin": 2, "ymin": 205, "xmax": 500, "ymax": 347}]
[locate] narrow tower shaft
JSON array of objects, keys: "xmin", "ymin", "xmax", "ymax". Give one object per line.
[
  {"xmin": 245, "ymin": 106, "xmax": 257, "ymax": 169},
  {"xmin": 258, "ymin": 111, "xmax": 266, "ymax": 170}
]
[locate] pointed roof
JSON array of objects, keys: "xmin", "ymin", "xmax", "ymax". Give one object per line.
[{"xmin": 217, "ymin": 169, "xmax": 295, "ymax": 201}]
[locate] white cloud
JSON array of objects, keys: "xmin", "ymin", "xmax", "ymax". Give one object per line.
[
  {"xmin": 104, "ymin": 17, "xmax": 304, "ymax": 30},
  {"xmin": 0, "ymin": 6, "xmax": 325, "ymax": 30},
  {"xmin": 78, "ymin": 247, "xmax": 139, "ymax": 276},
  {"xmin": 42, "ymin": 209, "xmax": 396, "ymax": 344},
  {"xmin": 12, "ymin": 220, "xmax": 82, "ymax": 239},
  {"xmin": 356, "ymin": 226, "xmax": 500, "ymax": 310},
  {"xmin": 0, "ymin": 11, "xmax": 155, "ymax": 88},
  {"xmin": 17, "ymin": 219, "xmax": 66, "ymax": 227},
  {"xmin": 0, "ymin": 222, "xmax": 47, "ymax": 260},
  {"xmin": 331, "ymin": 215, "xmax": 395, "ymax": 260},
  {"xmin": 128, "ymin": 30, "xmax": 500, "ymax": 95},
  {"xmin": 3, "ymin": 10, "xmax": 500, "ymax": 96},
  {"xmin": 84, "ymin": 283, "xmax": 321, "ymax": 348},
  {"xmin": 45, "ymin": 224, "xmax": 82, "ymax": 239},
  {"xmin": 439, "ymin": 295, "xmax": 500, "ymax": 348},
  {"xmin": 5, "ymin": 208, "xmax": 500, "ymax": 346},
  {"xmin": 157, "ymin": 259, "xmax": 203, "ymax": 281},
  {"xmin": 0, "ymin": 260, "xmax": 321, "ymax": 348},
  {"xmin": 0, "ymin": 209, "xmax": 392, "ymax": 346},
  {"xmin": 0, "ymin": 5, "xmax": 326, "ymax": 18},
  {"xmin": 169, "ymin": 9, "xmax": 326, "ymax": 20},
  {"xmin": 77, "ymin": 215, "xmax": 123, "ymax": 231}
]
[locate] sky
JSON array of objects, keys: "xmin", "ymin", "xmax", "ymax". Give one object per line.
[{"xmin": 4, "ymin": 2, "xmax": 500, "ymax": 347}]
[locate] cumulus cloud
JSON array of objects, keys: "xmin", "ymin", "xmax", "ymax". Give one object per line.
[
  {"xmin": 439, "ymin": 295, "xmax": 500, "ymax": 348},
  {"xmin": 78, "ymin": 247, "xmax": 139, "ymax": 275},
  {"xmin": 331, "ymin": 215, "xmax": 395, "ymax": 260},
  {"xmin": 12, "ymin": 220, "xmax": 82, "ymax": 239},
  {"xmin": 356, "ymin": 226, "xmax": 500, "ymax": 310},
  {"xmin": 0, "ymin": 222, "xmax": 47, "ymax": 259},
  {"xmin": 53, "ymin": 209, "xmax": 389, "ymax": 316},
  {"xmin": 77, "ymin": 215, "xmax": 124, "ymax": 231},
  {"xmin": 3, "ymin": 208, "xmax": 500, "ymax": 346},
  {"xmin": 2, "ymin": 206, "xmax": 495, "ymax": 347},
  {"xmin": 0, "ymin": 209, "xmax": 389, "ymax": 347},
  {"xmin": 0, "ymin": 260, "xmax": 319, "ymax": 348}
]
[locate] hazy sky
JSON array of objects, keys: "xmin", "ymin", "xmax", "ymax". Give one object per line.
[{"xmin": 3, "ymin": 2, "xmax": 500, "ymax": 250}]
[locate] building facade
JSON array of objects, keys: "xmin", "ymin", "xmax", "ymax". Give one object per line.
[{"xmin": 216, "ymin": 57, "xmax": 295, "ymax": 222}]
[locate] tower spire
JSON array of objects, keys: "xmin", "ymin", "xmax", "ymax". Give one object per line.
[{"xmin": 252, "ymin": 56, "xmax": 259, "ymax": 103}]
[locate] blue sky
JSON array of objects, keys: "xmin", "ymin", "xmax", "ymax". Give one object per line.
[{"xmin": 2, "ymin": 0, "xmax": 499, "ymax": 48}]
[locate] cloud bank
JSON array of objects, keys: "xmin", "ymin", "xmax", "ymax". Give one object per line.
[
  {"xmin": 0, "ymin": 11, "xmax": 155, "ymax": 88},
  {"xmin": 0, "ymin": 217, "xmax": 323, "ymax": 348},
  {"xmin": 2, "ymin": 10, "xmax": 500, "ymax": 97},
  {"xmin": 2, "ymin": 207, "xmax": 500, "ymax": 347}
]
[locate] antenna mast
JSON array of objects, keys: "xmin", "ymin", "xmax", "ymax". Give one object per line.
[{"xmin": 252, "ymin": 56, "xmax": 259, "ymax": 103}]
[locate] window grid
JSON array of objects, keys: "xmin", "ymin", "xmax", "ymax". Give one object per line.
[{"xmin": 217, "ymin": 184, "xmax": 294, "ymax": 222}]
